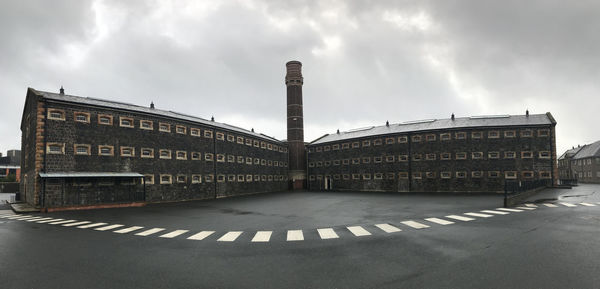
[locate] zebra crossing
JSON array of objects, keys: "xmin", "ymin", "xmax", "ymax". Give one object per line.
[{"xmin": 0, "ymin": 201, "xmax": 598, "ymax": 243}]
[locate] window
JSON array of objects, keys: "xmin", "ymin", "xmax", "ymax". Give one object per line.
[
  {"xmin": 254, "ymin": 175, "xmax": 260, "ymax": 182},
  {"xmin": 247, "ymin": 157, "xmax": 253, "ymax": 165},
  {"xmin": 205, "ymin": 174, "xmax": 214, "ymax": 183},
  {"xmin": 472, "ymin": 171, "xmax": 483, "ymax": 178},
  {"xmin": 140, "ymin": 120, "xmax": 153, "ymax": 130},
  {"xmin": 175, "ymin": 125, "xmax": 186, "ymax": 134},
  {"xmin": 308, "ymin": 162, "xmax": 315, "ymax": 168},
  {"xmin": 214, "ymin": 154, "xmax": 224, "ymax": 163},
  {"xmin": 352, "ymin": 174, "xmax": 361, "ymax": 180},
  {"xmin": 159, "ymin": 122, "xmax": 171, "ymax": 132},
  {"xmin": 160, "ymin": 174, "xmax": 172, "ymax": 184},
  {"xmin": 261, "ymin": 141, "xmax": 266, "ymax": 149},
  {"xmin": 471, "ymin": 132, "xmax": 482, "ymax": 139},
  {"xmin": 374, "ymin": 156, "xmax": 383, "ymax": 163},
  {"xmin": 47, "ymin": 109, "xmax": 65, "ymax": 121},
  {"xmin": 520, "ymin": 130, "xmax": 533, "ymax": 137},
  {"xmin": 413, "ymin": 154, "xmax": 422, "ymax": 161},
  {"xmin": 333, "ymin": 159, "xmax": 341, "ymax": 166},
  {"xmin": 316, "ymin": 161, "xmax": 323, "ymax": 167},
  {"xmin": 386, "ymin": 155, "xmax": 395, "ymax": 162},
  {"xmin": 212, "ymin": 174, "xmax": 224, "ymax": 183},
  {"xmin": 343, "ymin": 174, "xmax": 350, "ymax": 180},
  {"xmin": 522, "ymin": 171, "xmax": 534, "ymax": 178},
  {"xmin": 227, "ymin": 174, "xmax": 236, "ymax": 182},
  {"xmin": 191, "ymin": 174, "xmax": 202, "ymax": 184},
  {"xmin": 352, "ymin": 158, "xmax": 360, "ymax": 165},
  {"xmin": 426, "ymin": 172, "xmax": 436, "ymax": 179},
  {"xmin": 426, "ymin": 153, "xmax": 436, "ymax": 161},
  {"xmin": 440, "ymin": 133, "xmax": 451, "ymax": 141},
  {"xmin": 246, "ymin": 175, "xmax": 253, "ymax": 182},
  {"xmin": 143, "ymin": 175, "xmax": 154, "ymax": 185},
  {"xmin": 119, "ymin": 117, "xmax": 134, "ymax": 128},
  {"xmin": 177, "ymin": 175, "xmax": 187, "ymax": 183},
  {"xmin": 398, "ymin": 172, "xmax": 409, "ymax": 179},
  {"xmin": 398, "ymin": 155, "xmax": 409, "ymax": 162},
  {"xmin": 324, "ymin": 145, "xmax": 330, "ymax": 151},
  {"xmin": 472, "ymin": 152, "xmax": 483, "ymax": 160},
  {"xmin": 324, "ymin": 161, "xmax": 331, "ymax": 166},
  {"xmin": 74, "ymin": 144, "xmax": 91, "ymax": 155},
  {"xmin": 455, "ymin": 132, "xmax": 466, "ymax": 140},
  {"xmin": 440, "ymin": 153, "xmax": 451, "ymax": 160},
  {"xmin": 98, "ymin": 114, "xmax": 113, "ymax": 125},
  {"xmin": 386, "ymin": 138, "xmax": 395, "ymax": 145},
  {"xmin": 227, "ymin": 134, "xmax": 235, "ymax": 142},
  {"xmin": 120, "ymin": 146, "xmax": 135, "ymax": 157},
  {"xmin": 253, "ymin": 140, "xmax": 260, "ymax": 147},
  {"xmin": 539, "ymin": 151, "xmax": 551, "ymax": 159},
  {"xmin": 141, "ymin": 148, "xmax": 154, "ymax": 158},
  {"xmin": 254, "ymin": 158, "xmax": 261, "ymax": 165},
  {"xmin": 488, "ymin": 171, "xmax": 500, "ymax": 178},
  {"xmin": 374, "ymin": 139, "xmax": 382, "ymax": 146},
  {"xmin": 504, "ymin": 151, "xmax": 516, "ymax": 159},
  {"xmin": 237, "ymin": 136, "xmax": 244, "ymax": 144},
  {"xmin": 176, "ymin": 151, "xmax": 187, "ymax": 160},
  {"xmin": 246, "ymin": 138, "xmax": 252, "ymax": 146},
  {"xmin": 98, "ymin": 145, "xmax": 114, "ymax": 156},
  {"xmin": 191, "ymin": 152, "xmax": 201, "ymax": 160},
  {"xmin": 309, "ymin": 175, "xmax": 316, "ymax": 181},
  {"xmin": 456, "ymin": 171, "xmax": 467, "ymax": 178},
  {"xmin": 267, "ymin": 144, "xmax": 273, "ymax": 150},
  {"xmin": 352, "ymin": 142, "xmax": 360, "ymax": 148},
  {"xmin": 74, "ymin": 112, "xmax": 90, "ymax": 123},
  {"xmin": 204, "ymin": 130, "xmax": 213, "ymax": 138},
  {"xmin": 412, "ymin": 172, "xmax": 422, "ymax": 179},
  {"xmin": 411, "ymin": 135, "xmax": 422, "ymax": 142},
  {"xmin": 316, "ymin": 175, "xmax": 323, "ymax": 181},
  {"xmin": 504, "ymin": 130, "xmax": 516, "ymax": 138},
  {"xmin": 190, "ymin": 128, "xmax": 201, "ymax": 137},
  {"xmin": 261, "ymin": 175, "xmax": 267, "ymax": 181},
  {"xmin": 216, "ymin": 132, "xmax": 225, "ymax": 141},
  {"xmin": 334, "ymin": 174, "xmax": 341, "ymax": 180},
  {"xmin": 362, "ymin": 140, "xmax": 371, "ymax": 147},
  {"xmin": 488, "ymin": 151, "xmax": 500, "ymax": 159},
  {"xmin": 159, "ymin": 149, "xmax": 171, "ymax": 159},
  {"xmin": 363, "ymin": 174, "xmax": 372, "ymax": 180},
  {"xmin": 238, "ymin": 175, "xmax": 245, "ymax": 182},
  {"xmin": 425, "ymin": 134, "xmax": 436, "ymax": 141},
  {"xmin": 505, "ymin": 171, "xmax": 517, "ymax": 179},
  {"xmin": 362, "ymin": 157, "xmax": 371, "ymax": 164},
  {"xmin": 488, "ymin": 131, "xmax": 500, "ymax": 139},
  {"xmin": 456, "ymin": 152, "xmax": 467, "ymax": 160},
  {"xmin": 521, "ymin": 151, "xmax": 533, "ymax": 159},
  {"xmin": 343, "ymin": 159, "xmax": 350, "ymax": 165},
  {"xmin": 342, "ymin": 143, "xmax": 350, "ymax": 149},
  {"xmin": 538, "ymin": 129, "xmax": 550, "ymax": 137},
  {"xmin": 205, "ymin": 153, "xmax": 213, "ymax": 161},
  {"xmin": 441, "ymin": 172, "xmax": 451, "ymax": 179}
]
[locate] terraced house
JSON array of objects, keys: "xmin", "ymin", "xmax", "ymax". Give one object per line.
[{"xmin": 560, "ymin": 140, "xmax": 600, "ymax": 184}]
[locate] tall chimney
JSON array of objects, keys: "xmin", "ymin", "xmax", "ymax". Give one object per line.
[{"xmin": 286, "ymin": 60, "xmax": 306, "ymax": 190}]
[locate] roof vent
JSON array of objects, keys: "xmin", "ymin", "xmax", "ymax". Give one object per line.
[
  {"xmin": 150, "ymin": 102, "xmax": 155, "ymax": 109},
  {"xmin": 337, "ymin": 129, "xmax": 340, "ymax": 134},
  {"xmin": 451, "ymin": 113, "xmax": 455, "ymax": 121},
  {"xmin": 59, "ymin": 86, "xmax": 64, "ymax": 95},
  {"xmin": 526, "ymin": 109, "xmax": 529, "ymax": 117},
  {"xmin": 386, "ymin": 120, "xmax": 389, "ymax": 127},
  {"xmin": 251, "ymin": 128, "xmax": 254, "ymax": 132},
  {"xmin": 211, "ymin": 116, "xmax": 214, "ymax": 122}
]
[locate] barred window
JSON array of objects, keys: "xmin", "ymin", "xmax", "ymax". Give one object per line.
[
  {"xmin": 190, "ymin": 128, "xmax": 201, "ymax": 136},
  {"xmin": 425, "ymin": 134, "xmax": 436, "ymax": 141},
  {"xmin": 98, "ymin": 145, "xmax": 113, "ymax": 156},
  {"xmin": 342, "ymin": 143, "xmax": 350, "ymax": 149},
  {"xmin": 374, "ymin": 173, "xmax": 383, "ymax": 180},
  {"xmin": 456, "ymin": 152, "xmax": 467, "ymax": 160},
  {"xmin": 254, "ymin": 140, "xmax": 260, "ymax": 147},
  {"xmin": 237, "ymin": 136, "xmax": 244, "ymax": 144},
  {"xmin": 374, "ymin": 139, "xmax": 382, "ymax": 146},
  {"xmin": 374, "ymin": 156, "xmax": 382, "ymax": 163},
  {"xmin": 246, "ymin": 138, "xmax": 252, "ymax": 146},
  {"xmin": 176, "ymin": 151, "xmax": 187, "ymax": 160},
  {"xmin": 398, "ymin": 136, "xmax": 408, "ymax": 143},
  {"xmin": 472, "ymin": 152, "xmax": 483, "ymax": 159},
  {"xmin": 538, "ymin": 129, "xmax": 550, "ymax": 137},
  {"xmin": 521, "ymin": 151, "xmax": 533, "ymax": 159},
  {"xmin": 488, "ymin": 171, "xmax": 500, "ymax": 178},
  {"xmin": 411, "ymin": 135, "xmax": 421, "ymax": 142},
  {"xmin": 472, "ymin": 171, "xmax": 483, "ymax": 178},
  {"xmin": 426, "ymin": 172, "xmax": 436, "ymax": 179},
  {"xmin": 456, "ymin": 171, "xmax": 467, "ymax": 178},
  {"xmin": 440, "ymin": 153, "xmax": 451, "ymax": 160},
  {"xmin": 176, "ymin": 125, "xmax": 186, "ymax": 134},
  {"xmin": 488, "ymin": 151, "xmax": 500, "ymax": 159},
  {"xmin": 362, "ymin": 140, "xmax": 371, "ymax": 147},
  {"xmin": 227, "ymin": 134, "xmax": 235, "ymax": 142},
  {"xmin": 98, "ymin": 114, "xmax": 113, "ymax": 125},
  {"xmin": 362, "ymin": 157, "xmax": 371, "ymax": 164},
  {"xmin": 74, "ymin": 112, "xmax": 90, "ymax": 123},
  {"xmin": 352, "ymin": 158, "xmax": 360, "ymax": 165},
  {"xmin": 352, "ymin": 142, "xmax": 360, "ymax": 148},
  {"xmin": 398, "ymin": 155, "xmax": 409, "ymax": 162},
  {"xmin": 48, "ymin": 109, "xmax": 65, "ymax": 121},
  {"xmin": 324, "ymin": 145, "xmax": 330, "ymax": 151},
  {"xmin": 332, "ymin": 144, "xmax": 340, "ymax": 150},
  {"xmin": 120, "ymin": 147, "xmax": 135, "ymax": 157},
  {"xmin": 471, "ymin": 131, "xmax": 483, "ymax": 139},
  {"xmin": 217, "ymin": 175, "xmax": 226, "ymax": 183},
  {"xmin": 504, "ymin": 151, "xmax": 516, "ymax": 159},
  {"xmin": 412, "ymin": 172, "xmax": 422, "ymax": 179},
  {"xmin": 119, "ymin": 117, "xmax": 134, "ymax": 128},
  {"xmin": 333, "ymin": 160, "xmax": 341, "ymax": 166},
  {"xmin": 191, "ymin": 175, "xmax": 202, "ymax": 184},
  {"xmin": 205, "ymin": 174, "xmax": 214, "ymax": 183},
  {"xmin": 205, "ymin": 153, "xmax": 214, "ymax": 161},
  {"xmin": 522, "ymin": 171, "xmax": 534, "ymax": 178},
  {"xmin": 140, "ymin": 120, "xmax": 153, "ymax": 130},
  {"xmin": 386, "ymin": 155, "xmax": 395, "ymax": 162},
  {"xmin": 426, "ymin": 153, "xmax": 436, "ymax": 161},
  {"xmin": 160, "ymin": 174, "xmax": 172, "ymax": 184},
  {"xmin": 143, "ymin": 175, "xmax": 154, "ymax": 185},
  {"xmin": 204, "ymin": 130, "xmax": 213, "ymax": 138},
  {"xmin": 505, "ymin": 171, "xmax": 517, "ymax": 179},
  {"xmin": 228, "ymin": 175, "xmax": 236, "ymax": 182},
  {"xmin": 386, "ymin": 173, "xmax": 395, "ymax": 180},
  {"xmin": 441, "ymin": 172, "xmax": 451, "ymax": 179},
  {"xmin": 440, "ymin": 133, "xmax": 451, "ymax": 141},
  {"xmin": 386, "ymin": 138, "xmax": 395, "ymax": 145},
  {"xmin": 413, "ymin": 154, "xmax": 422, "ymax": 161},
  {"xmin": 520, "ymin": 130, "xmax": 533, "ymax": 137},
  {"xmin": 343, "ymin": 174, "xmax": 350, "ymax": 180},
  {"xmin": 539, "ymin": 151, "xmax": 551, "ymax": 159},
  {"xmin": 177, "ymin": 175, "xmax": 187, "ymax": 183},
  {"xmin": 191, "ymin": 152, "xmax": 201, "ymax": 160},
  {"xmin": 455, "ymin": 132, "xmax": 466, "ymax": 140},
  {"xmin": 488, "ymin": 130, "xmax": 500, "ymax": 138},
  {"xmin": 159, "ymin": 123, "xmax": 171, "ymax": 132},
  {"xmin": 398, "ymin": 172, "xmax": 409, "ymax": 179},
  {"xmin": 342, "ymin": 159, "xmax": 350, "ymax": 165},
  {"xmin": 216, "ymin": 132, "xmax": 225, "ymax": 141},
  {"xmin": 539, "ymin": 171, "xmax": 551, "ymax": 179},
  {"xmin": 504, "ymin": 130, "xmax": 516, "ymax": 138},
  {"xmin": 216, "ymin": 154, "xmax": 225, "ymax": 162},
  {"xmin": 352, "ymin": 174, "xmax": 360, "ymax": 180},
  {"xmin": 74, "ymin": 144, "xmax": 91, "ymax": 155}
]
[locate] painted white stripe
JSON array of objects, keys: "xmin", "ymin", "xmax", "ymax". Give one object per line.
[
  {"xmin": 62, "ymin": 221, "xmax": 92, "ymax": 227},
  {"xmin": 543, "ymin": 203, "xmax": 558, "ymax": 207},
  {"xmin": 49, "ymin": 219, "xmax": 77, "ymax": 225},
  {"xmin": 251, "ymin": 231, "xmax": 272, "ymax": 242},
  {"xmin": 496, "ymin": 208, "xmax": 524, "ymax": 212},
  {"xmin": 36, "ymin": 218, "xmax": 63, "ymax": 223},
  {"xmin": 525, "ymin": 203, "xmax": 538, "ymax": 207},
  {"xmin": 446, "ymin": 215, "xmax": 475, "ymax": 221},
  {"xmin": 317, "ymin": 228, "xmax": 340, "ymax": 239},
  {"xmin": 9, "ymin": 215, "xmax": 34, "ymax": 220},
  {"xmin": 401, "ymin": 220, "xmax": 430, "ymax": 229},
  {"xmin": 481, "ymin": 210, "xmax": 509, "ymax": 215},
  {"xmin": 26, "ymin": 217, "xmax": 53, "ymax": 222},
  {"xmin": 560, "ymin": 202, "xmax": 577, "ymax": 207},
  {"xmin": 347, "ymin": 226, "xmax": 371, "ymax": 236},
  {"xmin": 516, "ymin": 207, "xmax": 536, "ymax": 210},
  {"xmin": 580, "ymin": 202, "xmax": 596, "ymax": 207},
  {"xmin": 77, "ymin": 222, "xmax": 108, "ymax": 229},
  {"xmin": 135, "ymin": 228, "xmax": 166, "ymax": 236},
  {"xmin": 425, "ymin": 217, "xmax": 454, "ymax": 225},
  {"xmin": 17, "ymin": 217, "xmax": 45, "ymax": 221},
  {"xmin": 375, "ymin": 223, "xmax": 402, "ymax": 233},
  {"xmin": 217, "ymin": 231, "xmax": 243, "ymax": 242},
  {"xmin": 287, "ymin": 230, "xmax": 304, "ymax": 241},
  {"xmin": 160, "ymin": 230, "xmax": 189, "ymax": 238},
  {"xmin": 94, "ymin": 224, "xmax": 124, "ymax": 231},
  {"xmin": 464, "ymin": 212, "xmax": 493, "ymax": 218},
  {"xmin": 187, "ymin": 231, "xmax": 215, "ymax": 240},
  {"xmin": 113, "ymin": 226, "xmax": 144, "ymax": 234}
]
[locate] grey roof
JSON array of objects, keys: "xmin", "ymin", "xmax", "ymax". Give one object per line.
[
  {"xmin": 573, "ymin": 140, "xmax": 600, "ymax": 159},
  {"xmin": 310, "ymin": 114, "xmax": 554, "ymax": 145},
  {"xmin": 31, "ymin": 88, "xmax": 282, "ymax": 143},
  {"xmin": 39, "ymin": 172, "xmax": 144, "ymax": 178},
  {"xmin": 558, "ymin": 146, "xmax": 583, "ymax": 160}
]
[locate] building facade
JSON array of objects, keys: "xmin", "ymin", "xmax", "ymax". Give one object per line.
[
  {"xmin": 306, "ymin": 114, "xmax": 558, "ymax": 193},
  {"xmin": 561, "ymin": 141, "xmax": 600, "ymax": 184},
  {"xmin": 558, "ymin": 146, "xmax": 583, "ymax": 183}
]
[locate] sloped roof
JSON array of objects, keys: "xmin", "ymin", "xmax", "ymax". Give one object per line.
[
  {"xmin": 310, "ymin": 114, "xmax": 554, "ymax": 145},
  {"xmin": 30, "ymin": 88, "xmax": 282, "ymax": 143},
  {"xmin": 573, "ymin": 140, "xmax": 600, "ymax": 159},
  {"xmin": 559, "ymin": 146, "xmax": 583, "ymax": 160}
]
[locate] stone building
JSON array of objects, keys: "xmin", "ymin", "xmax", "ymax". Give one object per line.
[
  {"xmin": 558, "ymin": 145, "xmax": 583, "ymax": 183},
  {"xmin": 563, "ymin": 140, "xmax": 600, "ymax": 184},
  {"xmin": 307, "ymin": 113, "xmax": 558, "ymax": 193}
]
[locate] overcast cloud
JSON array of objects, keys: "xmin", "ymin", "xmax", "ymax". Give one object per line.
[{"xmin": 1, "ymin": 0, "xmax": 599, "ymax": 155}]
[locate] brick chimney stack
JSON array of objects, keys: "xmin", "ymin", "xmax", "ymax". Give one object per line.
[{"xmin": 286, "ymin": 60, "xmax": 306, "ymax": 190}]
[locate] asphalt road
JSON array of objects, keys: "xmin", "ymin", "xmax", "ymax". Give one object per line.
[{"xmin": 1, "ymin": 185, "xmax": 599, "ymax": 289}]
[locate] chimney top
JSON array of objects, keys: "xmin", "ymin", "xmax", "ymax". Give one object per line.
[
  {"xmin": 150, "ymin": 101, "xmax": 155, "ymax": 109},
  {"xmin": 211, "ymin": 116, "xmax": 214, "ymax": 122},
  {"xmin": 526, "ymin": 109, "xmax": 529, "ymax": 117},
  {"xmin": 337, "ymin": 129, "xmax": 340, "ymax": 134},
  {"xmin": 285, "ymin": 60, "xmax": 303, "ymax": 86},
  {"xmin": 59, "ymin": 86, "xmax": 64, "ymax": 95},
  {"xmin": 251, "ymin": 128, "xmax": 254, "ymax": 132},
  {"xmin": 451, "ymin": 113, "xmax": 455, "ymax": 121},
  {"xmin": 386, "ymin": 120, "xmax": 389, "ymax": 127}
]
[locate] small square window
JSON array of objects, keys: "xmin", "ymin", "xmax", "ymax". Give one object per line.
[
  {"xmin": 521, "ymin": 151, "xmax": 533, "ymax": 159},
  {"xmin": 386, "ymin": 155, "xmax": 395, "ymax": 162},
  {"xmin": 140, "ymin": 120, "xmax": 153, "ymax": 130},
  {"xmin": 205, "ymin": 174, "xmax": 214, "ymax": 183},
  {"xmin": 176, "ymin": 125, "xmax": 186, "ymax": 134},
  {"xmin": 190, "ymin": 128, "xmax": 201, "ymax": 136},
  {"xmin": 488, "ymin": 131, "xmax": 500, "ymax": 138},
  {"xmin": 119, "ymin": 117, "xmax": 134, "ymax": 128},
  {"xmin": 324, "ymin": 161, "xmax": 331, "ymax": 166},
  {"xmin": 159, "ymin": 149, "xmax": 172, "ymax": 159},
  {"xmin": 455, "ymin": 132, "xmax": 466, "ymax": 140},
  {"xmin": 160, "ymin": 174, "xmax": 172, "ymax": 184},
  {"xmin": 471, "ymin": 132, "xmax": 482, "ymax": 139},
  {"xmin": 74, "ymin": 144, "xmax": 91, "ymax": 155},
  {"xmin": 253, "ymin": 140, "xmax": 260, "ymax": 147},
  {"xmin": 47, "ymin": 109, "xmax": 65, "ymax": 121},
  {"xmin": 440, "ymin": 153, "xmax": 451, "ymax": 160},
  {"xmin": 177, "ymin": 175, "xmax": 187, "ymax": 183},
  {"xmin": 352, "ymin": 158, "xmax": 360, "ymax": 165},
  {"xmin": 238, "ymin": 175, "xmax": 245, "ymax": 182},
  {"xmin": 98, "ymin": 145, "xmax": 114, "ymax": 156},
  {"xmin": 204, "ymin": 130, "xmax": 213, "ymax": 138},
  {"xmin": 120, "ymin": 146, "xmax": 135, "ymax": 157},
  {"xmin": 216, "ymin": 132, "xmax": 225, "ymax": 141},
  {"xmin": 74, "ymin": 112, "xmax": 90, "ymax": 123},
  {"xmin": 456, "ymin": 152, "xmax": 467, "ymax": 160},
  {"xmin": 246, "ymin": 138, "xmax": 253, "ymax": 146},
  {"xmin": 246, "ymin": 157, "xmax": 253, "ymax": 165},
  {"xmin": 261, "ymin": 142, "xmax": 266, "ymax": 149},
  {"xmin": 216, "ymin": 154, "xmax": 225, "ymax": 162},
  {"xmin": 539, "ymin": 151, "xmax": 551, "ymax": 159},
  {"xmin": 333, "ymin": 159, "xmax": 341, "ymax": 166},
  {"xmin": 237, "ymin": 136, "xmax": 244, "ymax": 144},
  {"xmin": 504, "ymin": 151, "xmax": 516, "ymax": 159},
  {"xmin": 425, "ymin": 134, "xmax": 436, "ymax": 141},
  {"xmin": 191, "ymin": 152, "xmax": 201, "ymax": 160},
  {"xmin": 398, "ymin": 155, "xmax": 409, "ymax": 162},
  {"xmin": 440, "ymin": 133, "xmax": 451, "ymax": 141},
  {"xmin": 254, "ymin": 158, "xmax": 260, "ymax": 165},
  {"xmin": 504, "ymin": 130, "xmax": 516, "ymax": 138},
  {"xmin": 176, "ymin": 151, "xmax": 187, "ymax": 160},
  {"xmin": 141, "ymin": 148, "xmax": 154, "ymax": 158},
  {"xmin": 191, "ymin": 174, "xmax": 202, "ymax": 184},
  {"xmin": 205, "ymin": 153, "xmax": 214, "ymax": 161},
  {"xmin": 159, "ymin": 123, "xmax": 171, "ymax": 132},
  {"xmin": 98, "ymin": 114, "xmax": 113, "ymax": 125},
  {"xmin": 488, "ymin": 152, "xmax": 500, "ymax": 159},
  {"xmin": 246, "ymin": 175, "xmax": 253, "ymax": 182},
  {"xmin": 374, "ymin": 156, "xmax": 382, "ymax": 163},
  {"xmin": 267, "ymin": 143, "xmax": 273, "ymax": 150},
  {"xmin": 411, "ymin": 135, "xmax": 422, "ymax": 142}
]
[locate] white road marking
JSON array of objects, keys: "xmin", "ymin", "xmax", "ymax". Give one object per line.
[
  {"xmin": 287, "ymin": 230, "xmax": 304, "ymax": 241},
  {"xmin": 49, "ymin": 220, "xmax": 77, "ymax": 225},
  {"xmin": 464, "ymin": 212, "xmax": 494, "ymax": 218},
  {"xmin": 62, "ymin": 221, "xmax": 91, "ymax": 227},
  {"xmin": 516, "ymin": 207, "xmax": 536, "ymax": 210},
  {"xmin": 496, "ymin": 208, "xmax": 524, "ymax": 212},
  {"xmin": 347, "ymin": 226, "xmax": 371, "ymax": 236},
  {"xmin": 401, "ymin": 220, "xmax": 430, "ymax": 229},
  {"xmin": 187, "ymin": 231, "xmax": 215, "ymax": 241},
  {"xmin": 375, "ymin": 223, "xmax": 402, "ymax": 233},
  {"xmin": 317, "ymin": 228, "xmax": 340, "ymax": 239},
  {"xmin": 217, "ymin": 231, "xmax": 243, "ymax": 242},
  {"xmin": 481, "ymin": 210, "xmax": 509, "ymax": 215},
  {"xmin": 251, "ymin": 231, "xmax": 272, "ymax": 242},
  {"xmin": 94, "ymin": 224, "xmax": 124, "ymax": 231},
  {"xmin": 135, "ymin": 228, "xmax": 166, "ymax": 236},
  {"xmin": 446, "ymin": 215, "xmax": 475, "ymax": 221},
  {"xmin": 160, "ymin": 230, "xmax": 189, "ymax": 238},
  {"xmin": 425, "ymin": 218, "xmax": 454, "ymax": 225},
  {"xmin": 77, "ymin": 222, "xmax": 108, "ymax": 229},
  {"xmin": 525, "ymin": 204, "xmax": 538, "ymax": 207},
  {"xmin": 18, "ymin": 217, "xmax": 46, "ymax": 221},
  {"xmin": 113, "ymin": 226, "xmax": 144, "ymax": 234},
  {"xmin": 543, "ymin": 203, "xmax": 558, "ymax": 207},
  {"xmin": 8, "ymin": 215, "xmax": 33, "ymax": 220},
  {"xmin": 580, "ymin": 203, "xmax": 596, "ymax": 207},
  {"xmin": 26, "ymin": 217, "xmax": 53, "ymax": 222},
  {"xmin": 36, "ymin": 218, "xmax": 63, "ymax": 223},
  {"xmin": 560, "ymin": 202, "xmax": 577, "ymax": 207}
]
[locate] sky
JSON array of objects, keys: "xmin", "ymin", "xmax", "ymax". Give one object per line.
[{"xmin": 1, "ymin": 0, "xmax": 599, "ymax": 155}]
